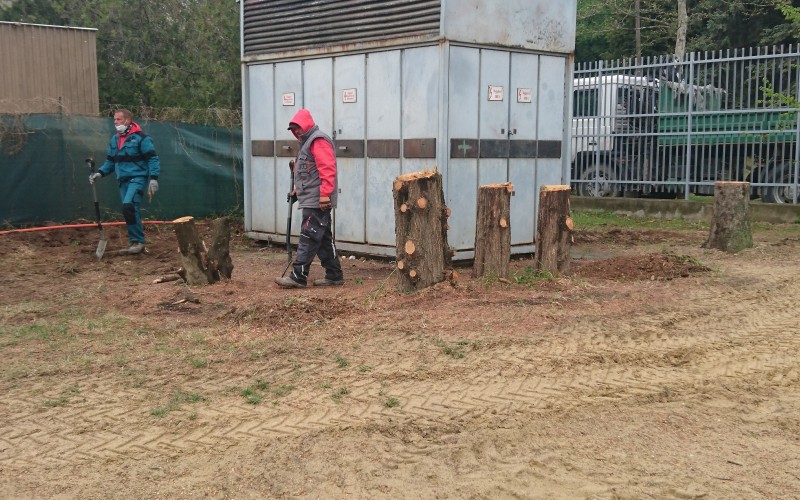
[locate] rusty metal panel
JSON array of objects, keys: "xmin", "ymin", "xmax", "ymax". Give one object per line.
[
  {"xmin": 367, "ymin": 140, "xmax": 400, "ymax": 158},
  {"xmin": 479, "ymin": 140, "xmax": 509, "ymax": 158},
  {"xmin": 0, "ymin": 22, "xmax": 99, "ymax": 115},
  {"xmin": 334, "ymin": 140, "xmax": 365, "ymax": 158},
  {"xmin": 449, "ymin": 138, "xmax": 479, "ymax": 159},
  {"xmin": 403, "ymin": 138, "xmax": 436, "ymax": 158},
  {"xmin": 243, "ymin": 0, "xmax": 441, "ymax": 56},
  {"xmin": 537, "ymin": 140, "xmax": 562, "ymax": 159},
  {"xmin": 275, "ymin": 140, "xmax": 298, "ymax": 157},
  {"xmin": 251, "ymin": 140, "xmax": 274, "ymax": 157}
]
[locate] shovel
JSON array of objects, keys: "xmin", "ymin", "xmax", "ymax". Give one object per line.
[
  {"xmin": 86, "ymin": 157, "xmax": 107, "ymax": 260},
  {"xmin": 281, "ymin": 160, "xmax": 296, "ymax": 277}
]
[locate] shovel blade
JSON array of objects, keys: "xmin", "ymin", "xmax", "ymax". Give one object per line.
[{"xmin": 95, "ymin": 236, "xmax": 107, "ymax": 260}]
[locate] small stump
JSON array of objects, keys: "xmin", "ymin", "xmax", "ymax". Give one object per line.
[
  {"xmin": 704, "ymin": 181, "xmax": 753, "ymax": 253},
  {"xmin": 473, "ymin": 182, "xmax": 512, "ymax": 279},
  {"xmin": 535, "ymin": 185, "xmax": 574, "ymax": 276},
  {"xmin": 173, "ymin": 216, "xmax": 233, "ymax": 285}
]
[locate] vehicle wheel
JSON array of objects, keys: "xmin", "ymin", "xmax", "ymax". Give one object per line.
[
  {"xmin": 577, "ymin": 163, "xmax": 621, "ymax": 197},
  {"xmin": 761, "ymin": 170, "xmax": 798, "ymax": 204}
]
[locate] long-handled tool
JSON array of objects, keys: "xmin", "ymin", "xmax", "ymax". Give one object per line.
[
  {"xmin": 86, "ymin": 157, "xmax": 107, "ymax": 260},
  {"xmin": 281, "ymin": 160, "xmax": 297, "ymax": 277}
]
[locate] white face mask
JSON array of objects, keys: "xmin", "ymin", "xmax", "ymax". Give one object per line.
[{"xmin": 115, "ymin": 124, "xmax": 128, "ymax": 133}]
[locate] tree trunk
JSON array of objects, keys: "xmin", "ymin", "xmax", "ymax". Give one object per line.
[
  {"xmin": 535, "ymin": 185, "xmax": 574, "ymax": 276},
  {"xmin": 473, "ymin": 183, "xmax": 512, "ymax": 279},
  {"xmin": 393, "ymin": 169, "xmax": 454, "ymax": 292},
  {"xmin": 207, "ymin": 217, "xmax": 234, "ymax": 279},
  {"xmin": 675, "ymin": 0, "xmax": 688, "ymax": 60},
  {"xmin": 635, "ymin": 0, "xmax": 642, "ymax": 71},
  {"xmin": 704, "ymin": 181, "xmax": 753, "ymax": 253},
  {"xmin": 173, "ymin": 216, "xmax": 232, "ymax": 286}
]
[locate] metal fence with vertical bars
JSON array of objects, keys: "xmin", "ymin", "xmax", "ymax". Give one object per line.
[{"xmin": 572, "ymin": 46, "xmax": 800, "ymax": 204}]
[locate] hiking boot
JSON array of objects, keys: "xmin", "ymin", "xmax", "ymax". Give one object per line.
[
  {"xmin": 274, "ymin": 276, "xmax": 306, "ymax": 288},
  {"xmin": 118, "ymin": 242, "xmax": 145, "ymax": 255},
  {"xmin": 313, "ymin": 278, "xmax": 345, "ymax": 286}
]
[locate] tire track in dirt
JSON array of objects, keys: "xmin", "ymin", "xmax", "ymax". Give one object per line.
[{"xmin": 1, "ymin": 259, "xmax": 798, "ymax": 469}]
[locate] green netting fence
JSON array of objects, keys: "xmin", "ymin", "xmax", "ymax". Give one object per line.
[{"xmin": 0, "ymin": 114, "xmax": 243, "ymax": 226}]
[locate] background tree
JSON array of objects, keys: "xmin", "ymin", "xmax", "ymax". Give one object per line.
[
  {"xmin": 576, "ymin": 0, "xmax": 800, "ymax": 63},
  {"xmin": 0, "ymin": 0, "xmax": 241, "ymax": 122}
]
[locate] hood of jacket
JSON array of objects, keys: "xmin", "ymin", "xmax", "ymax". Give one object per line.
[{"xmin": 288, "ymin": 109, "xmax": 316, "ymax": 139}]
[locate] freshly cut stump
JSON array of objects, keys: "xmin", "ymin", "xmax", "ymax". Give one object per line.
[
  {"xmin": 535, "ymin": 185, "xmax": 573, "ymax": 276},
  {"xmin": 473, "ymin": 183, "xmax": 512, "ymax": 279},
  {"xmin": 393, "ymin": 169, "xmax": 454, "ymax": 292}
]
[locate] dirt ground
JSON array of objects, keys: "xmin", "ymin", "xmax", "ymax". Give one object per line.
[{"xmin": 0, "ymin": 219, "xmax": 799, "ymax": 499}]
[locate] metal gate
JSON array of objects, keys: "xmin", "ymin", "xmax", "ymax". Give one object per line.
[{"xmin": 572, "ymin": 46, "xmax": 800, "ymax": 204}]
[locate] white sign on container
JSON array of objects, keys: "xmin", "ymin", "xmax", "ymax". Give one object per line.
[
  {"xmin": 342, "ymin": 88, "xmax": 357, "ymax": 103},
  {"xmin": 487, "ymin": 85, "xmax": 504, "ymax": 101},
  {"xmin": 517, "ymin": 88, "xmax": 532, "ymax": 103},
  {"xmin": 282, "ymin": 92, "xmax": 295, "ymax": 106}
]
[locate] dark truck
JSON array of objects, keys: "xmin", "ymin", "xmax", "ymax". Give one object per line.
[{"xmin": 571, "ymin": 74, "xmax": 798, "ymax": 203}]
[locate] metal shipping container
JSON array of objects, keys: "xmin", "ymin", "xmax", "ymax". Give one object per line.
[
  {"xmin": 241, "ymin": 0, "xmax": 577, "ymax": 258},
  {"xmin": 0, "ymin": 22, "xmax": 99, "ymax": 116}
]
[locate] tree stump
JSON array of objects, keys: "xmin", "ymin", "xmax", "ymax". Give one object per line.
[
  {"xmin": 535, "ymin": 185, "xmax": 574, "ymax": 276},
  {"xmin": 473, "ymin": 182, "xmax": 512, "ymax": 279},
  {"xmin": 703, "ymin": 181, "xmax": 753, "ymax": 253},
  {"xmin": 207, "ymin": 217, "xmax": 234, "ymax": 280},
  {"xmin": 393, "ymin": 169, "xmax": 454, "ymax": 292},
  {"xmin": 173, "ymin": 216, "xmax": 233, "ymax": 285}
]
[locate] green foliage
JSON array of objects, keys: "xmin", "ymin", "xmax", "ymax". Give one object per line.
[
  {"xmin": 0, "ymin": 0, "xmax": 241, "ymax": 122},
  {"xmin": 576, "ymin": 0, "xmax": 799, "ymax": 63}
]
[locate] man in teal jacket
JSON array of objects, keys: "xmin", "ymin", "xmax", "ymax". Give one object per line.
[{"xmin": 89, "ymin": 109, "xmax": 160, "ymax": 255}]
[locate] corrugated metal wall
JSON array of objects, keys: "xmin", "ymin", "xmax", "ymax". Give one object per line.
[
  {"xmin": 0, "ymin": 22, "xmax": 99, "ymax": 116},
  {"xmin": 243, "ymin": 0, "xmax": 441, "ymax": 56}
]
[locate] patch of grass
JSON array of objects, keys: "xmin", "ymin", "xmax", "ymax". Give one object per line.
[
  {"xmin": 571, "ymin": 209, "xmax": 708, "ymax": 231},
  {"xmin": 151, "ymin": 388, "xmax": 206, "ymax": 417},
  {"xmin": 512, "ymin": 266, "xmax": 553, "ymax": 286},
  {"xmin": 385, "ymin": 397, "xmax": 400, "ymax": 408},
  {"xmin": 331, "ymin": 387, "xmax": 350, "ymax": 401},
  {"xmin": 43, "ymin": 395, "xmax": 70, "ymax": 408},
  {"xmin": 334, "ymin": 355, "xmax": 349, "ymax": 368},
  {"xmin": 355, "ymin": 278, "xmax": 364, "ymax": 285},
  {"xmin": 357, "ymin": 364, "xmax": 372, "ymax": 373},
  {"xmin": 188, "ymin": 358, "xmax": 209, "ymax": 369},
  {"xmin": 435, "ymin": 339, "xmax": 476, "ymax": 359},
  {"xmin": 271, "ymin": 385, "xmax": 295, "ymax": 397}
]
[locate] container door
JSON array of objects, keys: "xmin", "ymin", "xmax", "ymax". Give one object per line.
[
  {"xmin": 508, "ymin": 52, "xmax": 539, "ymax": 248},
  {"xmin": 274, "ymin": 61, "xmax": 303, "ymax": 240},
  {"xmin": 248, "ymin": 63, "xmax": 276, "ymax": 234},
  {"xmin": 366, "ymin": 51, "xmax": 402, "ymax": 247},
  {"xmin": 333, "ymin": 54, "xmax": 367, "ymax": 243},
  {"xmin": 478, "ymin": 49, "xmax": 510, "ymax": 187},
  {"xmin": 535, "ymin": 55, "xmax": 568, "ymax": 228},
  {"xmin": 447, "ymin": 46, "xmax": 480, "ymax": 252}
]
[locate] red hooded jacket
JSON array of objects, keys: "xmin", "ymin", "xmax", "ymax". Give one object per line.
[{"xmin": 289, "ymin": 109, "xmax": 337, "ymax": 199}]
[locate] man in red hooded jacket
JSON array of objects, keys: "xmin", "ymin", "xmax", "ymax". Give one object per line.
[{"xmin": 275, "ymin": 109, "xmax": 344, "ymax": 288}]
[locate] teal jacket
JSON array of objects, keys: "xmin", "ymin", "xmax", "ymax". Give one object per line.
[{"xmin": 98, "ymin": 122, "xmax": 160, "ymax": 181}]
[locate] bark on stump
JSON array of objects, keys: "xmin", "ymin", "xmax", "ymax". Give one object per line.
[
  {"xmin": 535, "ymin": 185, "xmax": 574, "ymax": 276},
  {"xmin": 393, "ymin": 169, "xmax": 454, "ymax": 292},
  {"xmin": 703, "ymin": 181, "xmax": 753, "ymax": 253},
  {"xmin": 173, "ymin": 216, "xmax": 233, "ymax": 285},
  {"xmin": 208, "ymin": 217, "xmax": 234, "ymax": 279},
  {"xmin": 473, "ymin": 182, "xmax": 512, "ymax": 279}
]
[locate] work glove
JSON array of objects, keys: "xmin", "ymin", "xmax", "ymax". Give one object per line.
[
  {"xmin": 148, "ymin": 179, "xmax": 159, "ymax": 195},
  {"xmin": 286, "ymin": 189, "xmax": 297, "ymax": 204},
  {"xmin": 89, "ymin": 172, "xmax": 102, "ymax": 184},
  {"xmin": 320, "ymin": 196, "xmax": 332, "ymax": 210}
]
